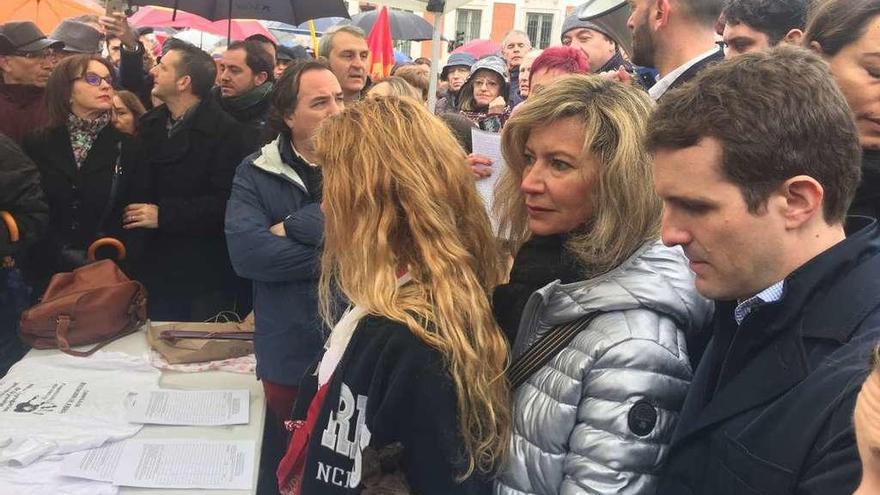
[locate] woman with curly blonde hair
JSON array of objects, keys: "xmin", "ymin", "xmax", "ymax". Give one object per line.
[
  {"xmin": 276, "ymin": 96, "xmax": 511, "ymax": 495},
  {"xmin": 492, "ymin": 75, "xmax": 711, "ymax": 495}
]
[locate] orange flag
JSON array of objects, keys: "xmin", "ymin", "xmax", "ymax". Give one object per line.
[{"xmin": 365, "ymin": 7, "xmax": 395, "ymax": 81}]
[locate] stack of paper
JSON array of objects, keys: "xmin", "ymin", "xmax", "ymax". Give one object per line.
[
  {"xmin": 61, "ymin": 439, "xmax": 255, "ymax": 490},
  {"xmin": 126, "ymin": 389, "xmax": 250, "ymax": 426}
]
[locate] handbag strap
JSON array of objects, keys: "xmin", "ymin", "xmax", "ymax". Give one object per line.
[
  {"xmin": 507, "ymin": 312, "xmax": 600, "ymax": 389},
  {"xmin": 95, "ymin": 143, "xmax": 123, "ymax": 236},
  {"xmin": 158, "ymin": 330, "xmax": 254, "ymax": 342},
  {"xmin": 54, "ymin": 289, "xmax": 146, "ymax": 357},
  {"xmin": 55, "ymin": 315, "xmax": 141, "ymax": 357}
]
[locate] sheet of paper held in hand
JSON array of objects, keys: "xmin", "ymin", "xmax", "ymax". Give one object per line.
[
  {"xmin": 60, "ymin": 439, "xmax": 255, "ymax": 490},
  {"xmin": 471, "ymin": 128, "xmax": 507, "ymax": 215},
  {"xmin": 126, "ymin": 389, "xmax": 250, "ymax": 426}
]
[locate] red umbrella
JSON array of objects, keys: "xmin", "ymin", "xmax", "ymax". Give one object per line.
[
  {"xmin": 204, "ymin": 19, "xmax": 276, "ymax": 43},
  {"xmin": 453, "ymin": 39, "xmax": 501, "ymax": 59},
  {"xmin": 128, "ymin": 5, "xmax": 214, "ymax": 31}
]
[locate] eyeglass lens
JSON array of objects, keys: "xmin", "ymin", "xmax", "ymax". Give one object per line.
[{"xmin": 83, "ymin": 72, "xmax": 112, "ymax": 86}]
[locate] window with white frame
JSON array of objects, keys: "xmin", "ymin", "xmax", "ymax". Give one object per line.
[
  {"xmin": 526, "ymin": 13, "xmax": 553, "ymax": 49},
  {"xmin": 455, "ymin": 9, "xmax": 482, "ymax": 43}
]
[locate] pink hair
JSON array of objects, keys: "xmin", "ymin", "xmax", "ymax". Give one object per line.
[{"xmin": 528, "ymin": 46, "xmax": 591, "ymax": 86}]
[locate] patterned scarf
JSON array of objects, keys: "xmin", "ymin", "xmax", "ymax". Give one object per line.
[{"xmin": 66, "ymin": 112, "xmax": 111, "ymax": 169}]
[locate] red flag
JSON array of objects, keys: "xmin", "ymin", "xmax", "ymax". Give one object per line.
[{"xmin": 365, "ymin": 7, "xmax": 395, "ymax": 81}]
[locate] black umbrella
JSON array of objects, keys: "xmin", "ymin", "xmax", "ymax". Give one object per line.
[
  {"xmin": 129, "ymin": 0, "xmax": 349, "ymax": 26},
  {"xmin": 342, "ymin": 10, "xmax": 434, "ymax": 41}
]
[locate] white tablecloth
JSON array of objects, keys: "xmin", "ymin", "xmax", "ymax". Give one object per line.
[{"xmin": 21, "ymin": 322, "xmax": 266, "ymax": 495}]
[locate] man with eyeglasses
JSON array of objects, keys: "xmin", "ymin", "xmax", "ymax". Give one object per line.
[{"xmin": 0, "ymin": 22, "xmax": 63, "ymax": 145}]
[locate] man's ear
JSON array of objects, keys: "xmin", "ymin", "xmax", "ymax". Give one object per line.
[
  {"xmin": 176, "ymin": 74, "xmax": 192, "ymax": 94},
  {"xmin": 283, "ymin": 110, "xmax": 296, "ymax": 131},
  {"xmin": 255, "ymin": 71, "xmax": 269, "ymax": 86},
  {"xmin": 777, "ymin": 175, "xmax": 826, "ymax": 229},
  {"xmin": 783, "ymin": 29, "xmax": 804, "ymax": 45},
  {"xmin": 654, "ymin": 0, "xmax": 672, "ymax": 31},
  {"xmin": 808, "ymin": 40, "xmax": 824, "ymax": 55}
]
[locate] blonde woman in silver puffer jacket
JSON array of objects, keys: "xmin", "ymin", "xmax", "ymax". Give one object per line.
[{"xmin": 490, "ymin": 75, "xmax": 712, "ymax": 495}]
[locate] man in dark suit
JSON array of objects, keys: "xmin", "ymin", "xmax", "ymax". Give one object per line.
[
  {"xmin": 123, "ymin": 43, "xmax": 250, "ymax": 321},
  {"xmin": 626, "ymin": 0, "xmax": 724, "ymax": 100},
  {"xmin": 649, "ymin": 46, "xmax": 874, "ymax": 495}
]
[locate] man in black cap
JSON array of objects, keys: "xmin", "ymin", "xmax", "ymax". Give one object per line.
[
  {"xmin": 434, "ymin": 52, "xmax": 476, "ymax": 115},
  {"xmin": 273, "ymin": 44, "xmax": 310, "ymax": 80},
  {"xmin": 0, "ymin": 21, "xmax": 63, "ymax": 144},
  {"xmin": 50, "ymin": 19, "xmax": 103, "ymax": 56},
  {"xmin": 561, "ymin": 12, "xmax": 630, "ymax": 75}
]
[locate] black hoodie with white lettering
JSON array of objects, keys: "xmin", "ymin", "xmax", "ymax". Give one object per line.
[{"xmin": 290, "ymin": 314, "xmax": 492, "ymax": 495}]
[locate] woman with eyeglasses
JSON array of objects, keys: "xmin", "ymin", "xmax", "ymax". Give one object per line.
[{"xmin": 22, "ymin": 54, "xmax": 141, "ymax": 293}]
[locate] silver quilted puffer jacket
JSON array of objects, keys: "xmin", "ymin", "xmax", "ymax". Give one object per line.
[{"xmin": 494, "ymin": 240, "xmax": 712, "ymax": 495}]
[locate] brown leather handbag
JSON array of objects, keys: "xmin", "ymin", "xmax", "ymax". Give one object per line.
[{"xmin": 19, "ymin": 259, "xmax": 147, "ymax": 357}]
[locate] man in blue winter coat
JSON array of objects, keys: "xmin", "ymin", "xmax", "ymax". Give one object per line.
[{"xmin": 224, "ymin": 59, "xmax": 344, "ymax": 471}]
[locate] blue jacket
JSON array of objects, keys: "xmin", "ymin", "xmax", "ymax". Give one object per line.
[{"xmin": 225, "ymin": 136, "xmax": 325, "ymax": 385}]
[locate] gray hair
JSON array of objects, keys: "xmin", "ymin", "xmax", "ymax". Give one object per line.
[
  {"xmin": 501, "ymin": 29, "xmax": 532, "ymax": 47},
  {"xmin": 318, "ymin": 25, "xmax": 366, "ymax": 58}
]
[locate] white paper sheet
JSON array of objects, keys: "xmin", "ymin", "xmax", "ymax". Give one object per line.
[
  {"xmin": 126, "ymin": 389, "xmax": 249, "ymax": 426},
  {"xmin": 471, "ymin": 128, "xmax": 506, "ymax": 207},
  {"xmin": 61, "ymin": 439, "xmax": 255, "ymax": 490}
]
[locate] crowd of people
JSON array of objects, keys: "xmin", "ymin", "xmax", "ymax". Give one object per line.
[{"xmin": 1, "ymin": 0, "xmax": 880, "ymax": 493}]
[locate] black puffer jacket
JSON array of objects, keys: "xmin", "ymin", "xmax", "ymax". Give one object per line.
[
  {"xmin": 0, "ymin": 132, "xmax": 47, "ymax": 377},
  {"xmin": 0, "ymin": 133, "xmax": 47, "ymax": 257}
]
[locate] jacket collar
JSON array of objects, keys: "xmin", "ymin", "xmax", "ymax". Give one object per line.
[
  {"xmin": 672, "ymin": 217, "xmax": 880, "ymax": 445},
  {"xmin": 213, "ymin": 83, "xmax": 273, "ymax": 123},
  {"xmin": 512, "ymin": 241, "xmax": 712, "ymax": 358},
  {"xmin": 251, "ymin": 135, "xmax": 307, "ymax": 192},
  {"xmin": 142, "ymin": 98, "xmax": 221, "ymax": 135},
  {"xmin": 597, "ymin": 51, "xmax": 629, "ymax": 73},
  {"xmin": 0, "ymin": 81, "xmax": 44, "ymax": 106},
  {"xmin": 795, "ymin": 217, "xmax": 880, "ymax": 341}
]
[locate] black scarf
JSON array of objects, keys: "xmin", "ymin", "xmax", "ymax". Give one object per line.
[
  {"xmin": 279, "ymin": 137, "xmax": 322, "ymax": 202},
  {"xmin": 492, "ymin": 235, "xmax": 585, "ymax": 344},
  {"xmin": 598, "ymin": 50, "xmax": 631, "ymax": 73}
]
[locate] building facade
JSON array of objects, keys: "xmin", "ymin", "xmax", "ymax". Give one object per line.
[{"xmin": 349, "ymin": 0, "xmax": 584, "ymax": 61}]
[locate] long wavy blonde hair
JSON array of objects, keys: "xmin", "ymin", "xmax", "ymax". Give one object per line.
[
  {"xmin": 313, "ymin": 96, "xmax": 511, "ymax": 477},
  {"xmin": 494, "ymin": 74, "xmax": 660, "ymax": 275}
]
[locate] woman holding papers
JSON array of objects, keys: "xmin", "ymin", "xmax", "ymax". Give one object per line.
[
  {"xmin": 276, "ymin": 97, "xmax": 511, "ymax": 494},
  {"xmin": 491, "ymin": 75, "xmax": 711, "ymax": 495}
]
